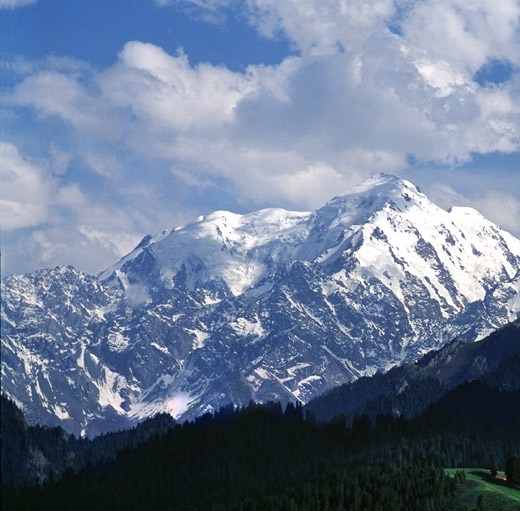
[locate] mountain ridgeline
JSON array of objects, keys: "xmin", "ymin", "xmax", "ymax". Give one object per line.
[{"xmin": 2, "ymin": 174, "xmax": 520, "ymax": 436}]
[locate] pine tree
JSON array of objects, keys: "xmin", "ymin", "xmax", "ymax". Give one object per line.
[
  {"xmin": 490, "ymin": 452, "xmax": 498, "ymax": 479},
  {"xmin": 505, "ymin": 455, "xmax": 520, "ymax": 487}
]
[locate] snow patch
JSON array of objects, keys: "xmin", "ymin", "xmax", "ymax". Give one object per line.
[
  {"xmin": 108, "ymin": 332, "xmax": 130, "ymax": 353},
  {"xmin": 151, "ymin": 342, "xmax": 170, "ymax": 355},
  {"xmin": 297, "ymin": 375, "xmax": 322, "ymax": 387},
  {"xmin": 287, "ymin": 362, "xmax": 311, "ymax": 376},
  {"xmin": 52, "ymin": 403, "xmax": 71, "ymax": 420},
  {"xmin": 94, "ymin": 367, "xmax": 127, "ymax": 414},
  {"xmin": 188, "ymin": 329, "xmax": 209, "ymax": 350},
  {"xmin": 254, "ymin": 367, "xmax": 269, "ymax": 379},
  {"xmin": 162, "ymin": 392, "xmax": 194, "ymax": 419},
  {"xmin": 130, "ymin": 389, "xmax": 196, "ymax": 421},
  {"xmin": 230, "ymin": 317, "xmax": 264, "ymax": 337}
]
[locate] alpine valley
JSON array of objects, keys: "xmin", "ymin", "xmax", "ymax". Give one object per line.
[{"xmin": 2, "ymin": 174, "xmax": 520, "ymax": 437}]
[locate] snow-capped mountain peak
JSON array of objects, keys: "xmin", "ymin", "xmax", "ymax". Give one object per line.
[
  {"xmin": 100, "ymin": 206, "xmax": 312, "ymax": 296},
  {"xmin": 2, "ymin": 174, "xmax": 520, "ymax": 436}
]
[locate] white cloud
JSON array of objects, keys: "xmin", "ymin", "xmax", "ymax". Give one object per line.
[
  {"xmin": 241, "ymin": 0, "xmax": 397, "ymax": 57},
  {"xmin": 0, "ymin": 142, "xmax": 147, "ymax": 275},
  {"xmin": 7, "ymin": 5, "xmax": 520, "ymax": 195},
  {"xmin": 471, "ymin": 191, "xmax": 520, "ymax": 237},
  {"xmin": 55, "ymin": 183, "xmax": 87, "ymax": 207},
  {"xmin": 171, "ymin": 167, "xmax": 215, "ymax": 190},
  {"xmin": 2, "ymin": 0, "xmax": 520, "ymax": 274},
  {"xmin": 0, "ymin": 142, "xmax": 51, "ymax": 229},
  {"xmin": 26, "ymin": 227, "xmax": 140, "ymax": 275},
  {"xmin": 81, "ymin": 152, "xmax": 122, "ymax": 178},
  {"xmin": 101, "ymin": 42, "xmax": 256, "ymax": 133},
  {"xmin": 401, "ymin": 0, "xmax": 520, "ymax": 69},
  {"xmin": 49, "ymin": 144, "xmax": 73, "ymax": 176},
  {"xmin": 269, "ymin": 163, "xmax": 350, "ymax": 208},
  {"xmin": 413, "ymin": 59, "xmax": 472, "ymax": 98},
  {"xmin": 0, "ymin": 0, "xmax": 36, "ymax": 9},
  {"xmin": 9, "ymin": 67, "xmax": 124, "ymax": 143},
  {"xmin": 155, "ymin": 0, "xmax": 232, "ymax": 23},
  {"xmin": 425, "ymin": 181, "xmax": 520, "ymax": 238}
]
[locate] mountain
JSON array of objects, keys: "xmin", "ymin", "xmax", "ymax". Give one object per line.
[
  {"xmin": 304, "ymin": 319, "xmax": 520, "ymax": 423},
  {"xmin": 2, "ymin": 174, "xmax": 520, "ymax": 436},
  {"xmin": 3, "ymin": 324, "xmax": 518, "ymax": 491}
]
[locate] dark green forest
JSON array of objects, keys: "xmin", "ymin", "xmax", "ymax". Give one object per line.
[{"xmin": 2, "ymin": 382, "xmax": 520, "ymax": 511}]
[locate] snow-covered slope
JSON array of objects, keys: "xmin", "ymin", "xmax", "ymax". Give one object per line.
[
  {"xmin": 99, "ymin": 207, "xmax": 311, "ymax": 296},
  {"xmin": 2, "ymin": 174, "xmax": 520, "ymax": 436}
]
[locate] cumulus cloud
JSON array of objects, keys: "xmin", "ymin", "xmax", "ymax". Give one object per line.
[
  {"xmin": 401, "ymin": 0, "xmax": 520, "ymax": 70},
  {"xmin": 9, "ymin": 68, "xmax": 124, "ymax": 143},
  {"xmin": 413, "ymin": 176, "xmax": 520, "ymax": 239},
  {"xmin": 247, "ymin": 0, "xmax": 396, "ymax": 56},
  {"xmin": 7, "ymin": 4, "xmax": 520, "ymax": 200},
  {"xmin": 0, "ymin": 142, "xmax": 52, "ymax": 229},
  {"xmin": 0, "ymin": 142, "xmax": 145, "ymax": 275},
  {"xmin": 471, "ymin": 191, "xmax": 520, "ymax": 236},
  {"xmin": 101, "ymin": 42, "xmax": 256, "ymax": 134},
  {"xmin": 2, "ymin": 0, "xmax": 520, "ymax": 273}
]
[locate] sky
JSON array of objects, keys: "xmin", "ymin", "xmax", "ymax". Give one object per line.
[{"xmin": 1, "ymin": 0, "xmax": 519, "ymax": 277}]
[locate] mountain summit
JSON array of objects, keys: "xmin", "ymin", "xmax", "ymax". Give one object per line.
[{"xmin": 2, "ymin": 174, "xmax": 520, "ymax": 436}]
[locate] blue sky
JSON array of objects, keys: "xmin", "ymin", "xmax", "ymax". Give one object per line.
[{"xmin": 1, "ymin": 0, "xmax": 519, "ymax": 276}]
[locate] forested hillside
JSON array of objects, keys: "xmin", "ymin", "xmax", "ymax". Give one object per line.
[
  {"xmin": 0, "ymin": 395, "xmax": 174, "ymax": 490},
  {"xmin": 2, "ymin": 382, "xmax": 520, "ymax": 511},
  {"xmin": 304, "ymin": 319, "xmax": 520, "ymax": 422}
]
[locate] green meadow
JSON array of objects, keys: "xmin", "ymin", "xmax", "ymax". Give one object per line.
[{"xmin": 445, "ymin": 468, "xmax": 520, "ymax": 510}]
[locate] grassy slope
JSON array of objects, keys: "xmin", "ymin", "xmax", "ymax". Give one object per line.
[{"xmin": 445, "ymin": 469, "xmax": 520, "ymax": 510}]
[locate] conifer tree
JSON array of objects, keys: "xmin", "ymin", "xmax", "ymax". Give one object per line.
[
  {"xmin": 505, "ymin": 454, "xmax": 520, "ymax": 487},
  {"xmin": 490, "ymin": 452, "xmax": 498, "ymax": 479}
]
